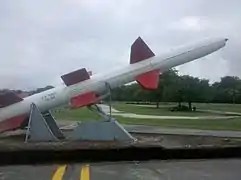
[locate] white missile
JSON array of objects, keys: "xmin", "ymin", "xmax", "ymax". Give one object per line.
[{"xmin": 0, "ymin": 37, "xmax": 228, "ymax": 132}]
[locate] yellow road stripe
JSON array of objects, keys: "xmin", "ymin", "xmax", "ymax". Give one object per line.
[
  {"xmin": 52, "ymin": 165, "xmax": 67, "ymax": 180},
  {"xmin": 80, "ymin": 164, "xmax": 90, "ymax": 180}
]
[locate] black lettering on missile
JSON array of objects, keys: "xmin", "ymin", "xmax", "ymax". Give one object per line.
[{"xmin": 41, "ymin": 92, "xmax": 57, "ymax": 101}]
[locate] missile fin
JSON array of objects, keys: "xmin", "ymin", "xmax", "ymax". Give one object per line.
[
  {"xmin": 0, "ymin": 91, "xmax": 23, "ymax": 108},
  {"xmin": 61, "ymin": 68, "xmax": 90, "ymax": 86},
  {"xmin": 70, "ymin": 92, "xmax": 100, "ymax": 108},
  {"xmin": 136, "ymin": 69, "xmax": 160, "ymax": 90},
  {"xmin": 0, "ymin": 114, "xmax": 28, "ymax": 133},
  {"xmin": 130, "ymin": 37, "xmax": 155, "ymax": 64}
]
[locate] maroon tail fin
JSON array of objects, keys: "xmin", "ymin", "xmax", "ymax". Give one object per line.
[
  {"xmin": 61, "ymin": 68, "xmax": 90, "ymax": 86},
  {"xmin": 130, "ymin": 37, "xmax": 155, "ymax": 64},
  {"xmin": 0, "ymin": 91, "xmax": 23, "ymax": 108}
]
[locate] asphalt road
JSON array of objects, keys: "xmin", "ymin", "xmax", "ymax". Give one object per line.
[{"xmin": 1, "ymin": 159, "xmax": 241, "ymax": 180}]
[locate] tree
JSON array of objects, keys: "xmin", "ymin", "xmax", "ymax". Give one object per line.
[
  {"xmin": 153, "ymin": 69, "xmax": 179, "ymax": 108},
  {"xmin": 174, "ymin": 75, "xmax": 211, "ymax": 109},
  {"xmin": 212, "ymin": 76, "xmax": 241, "ymax": 103}
]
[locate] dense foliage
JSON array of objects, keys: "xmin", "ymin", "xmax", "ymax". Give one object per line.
[{"xmin": 112, "ymin": 69, "xmax": 241, "ymax": 107}]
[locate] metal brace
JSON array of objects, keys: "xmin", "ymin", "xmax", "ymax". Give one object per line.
[
  {"xmin": 87, "ymin": 82, "xmax": 113, "ymax": 120},
  {"xmin": 105, "ymin": 82, "xmax": 112, "ymax": 119}
]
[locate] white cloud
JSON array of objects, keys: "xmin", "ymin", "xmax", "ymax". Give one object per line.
[
  {"xmin": 169, "ymin": 16, "xmax": 211, "ymax": 32},
  {"xmin": 0, "ymin": 0, "xmax": 240, "ymax": 90}
]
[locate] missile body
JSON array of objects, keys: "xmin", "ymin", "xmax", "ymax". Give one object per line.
[{"xmin": 0, "ymin": 37, "xmax": 228, "ymax": 132}]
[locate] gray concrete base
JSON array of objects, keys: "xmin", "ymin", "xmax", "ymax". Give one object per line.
[
  {"xmin": 25, "ymin": 104, "xmax": 134, "ymax": 142},
  {"xmin": 68, "ymin": 119, "xmax": 135, "ymax": 142},
  {"xmin": 25, "ymin": 103, "xmax": 63, "ymax": 142}
]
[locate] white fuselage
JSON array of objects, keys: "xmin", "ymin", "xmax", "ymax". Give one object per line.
[{"xmin": 0, "ymin": 37, "xmax": 228, "ymax": 122}]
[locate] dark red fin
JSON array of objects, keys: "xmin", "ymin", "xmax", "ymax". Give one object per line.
[
  {"xmin": 136, "ymin": 70, "xmax": 160, "ymax": 90},
  {"xmin": 0, "ymin": 114, "xmax": 28, "ymax": 133},
  {"xmin": 0, "ymin": 91, "xmax": 23, "ymax": 108},
  {"xmin": 61, "ymin": 68, "xmax": 90, "ymax": 86},
  {"xmin": 130, "ymin": 37, "xmax": 155, "ymax": 64},
  {"xmin": 70, "ymin": 92, "xmax": 100, "ymax": 108}
]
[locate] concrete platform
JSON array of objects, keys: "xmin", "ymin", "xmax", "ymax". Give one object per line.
[
  {"xmin": 57, "ymin": 120, "xmax": 241, "ymax": 138},
  {"xmin": 0, "ymin": 130, "xmax": 241, "ymax": 151}
]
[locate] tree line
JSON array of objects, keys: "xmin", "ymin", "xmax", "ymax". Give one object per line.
[{"xmin": 111, "ymin": 69, "xmax": 241, "ymax": 108}]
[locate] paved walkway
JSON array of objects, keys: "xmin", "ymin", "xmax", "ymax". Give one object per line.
[
  {"xmin": 111, "ymin": 113, "xmax": 238, "ymax": 119},
  {"xmin": 132, "ymin": 104, "xmax": 241, "ymax": 116},
  {"xmin": 200, "ymin": 109, "xmax": 241, "ymax": 116},
  {"xmin": 97, "ymin": 104, "xmax": 239, "ymax": 120}
]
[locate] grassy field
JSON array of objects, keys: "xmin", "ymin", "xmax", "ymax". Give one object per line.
[
  {"xmin": 116, "ymin": 117, "xmax": 241, "ymax": 131},
  {"xmin": 53, "ymin": 107, "xmax": 100, "ymax": 121},
  {"xmin": 112, "ymin": 103, "xmax": 223, "ymax": 116},
  {"xmin": 193, "ymin": 103, "xmax": 241, "ymax": 113},
  {"xmin": 52, "ymin": 102, "xmax": 241, "ymax": 131},
  {"xmin": 113, "ymin": 102, "xmax": 241, "ymax": 115}
]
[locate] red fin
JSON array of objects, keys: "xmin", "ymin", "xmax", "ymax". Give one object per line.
[
  {"xmin": 130, "ymin": 37, "xmax": 155, "ymax": 64},
  {"xmin": 0, "ymin": 91, "xmax": 23, "ymax": 108},
  {"xmin": 0, "ymin": 114, "xmax": 27, "ymax": 133},
  {"xmin": 70, "ymin": 92, "xmax": 99, "ymax": 108},
  {"xmin": 136, "ymin": 70, "xmax": 160, "ymax": 90},
  {"xmin": 61, "ymin": 68, "xmax": 90, "ymax": 86}
]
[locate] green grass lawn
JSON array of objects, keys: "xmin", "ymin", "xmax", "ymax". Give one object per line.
[
  {"xmin": 193, "ymin": 103, "xmax": 241, "ymax": 113},
  {"xmin": 53, "ymin": 107, "xmax": 100, "ymax": 121},
  {"xmin": 116, "ymin": 117, "xmax": 241, "ymax": 131},
  {"xmin": 112, "ymin": 102, "xmax": 224, "ymax": 116},
  {"xmin": 52, "ymin": 104, "xmax": 241, "ymax": 131}
]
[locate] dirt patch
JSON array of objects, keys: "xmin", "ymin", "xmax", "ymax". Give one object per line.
[{"xmin": 134, "ymin": 133, "xmax": 241, "ymax": 148}]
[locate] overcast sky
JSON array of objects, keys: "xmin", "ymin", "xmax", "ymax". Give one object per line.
[{"xmin": 0, "ymin": 0, "xmax": 240, "ymax": 90}]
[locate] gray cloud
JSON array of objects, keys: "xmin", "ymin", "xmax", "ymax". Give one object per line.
[{"xmin": 0, "ymin": 0, "xmax": 240, "ymax": 90}]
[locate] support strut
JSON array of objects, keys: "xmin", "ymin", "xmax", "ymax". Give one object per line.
[
  {"xmin": 25, "ymin": 103, "xmax": 65, "ymax": 142},
  {"xmin": 69, "ymin": 82, "xmax": 135, "ymax": 142},
  {"xmin": 25, "ymin": 82, "xmax": 135, "ymax": 142}
]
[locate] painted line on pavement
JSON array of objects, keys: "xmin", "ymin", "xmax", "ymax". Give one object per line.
[
  {"xmin": 80, "ymin": 164, "xmax": 90, "ymax": 180},
  {"xmin": 52, "ymin": 165, "xmax": 67, "ymax": 180}
]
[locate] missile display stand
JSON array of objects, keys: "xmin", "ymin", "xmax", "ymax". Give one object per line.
[
  {"xmin": 25, "ymin": 83, "xmax": 135, "ymax": 142},
  {"xmin": 67, "ymin": 82, "xmax": 135, "ymax": 142},
  {"xmin": 25, "ymin": 103, "xmax": 65, "ymax": 142}
]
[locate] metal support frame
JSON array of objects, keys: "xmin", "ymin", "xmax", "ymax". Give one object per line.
[
  {"xmin": 69, "ymin": 82, "xmax": 135, "ymax": 142},
  {"xmin": 105, "ymin": 82, "xmax": 112, "ymax": 119},
  {"xmin": 68, "ymin": 118, "xmax": 135, "ymax": 142},
  {"xmin": 87, "ymin": 82, "xmax": 113, "ymax": 120},
  {"xmin": 87, "ymin": 104, "xmax": 109, "ymax": 120},
  {"xmin": 25, "ymin": 82, "xmax": 135, "ymax": 142},
  {"xmin": 25, "ymin": 103, "xmax": 65, "ymax": 142}
]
